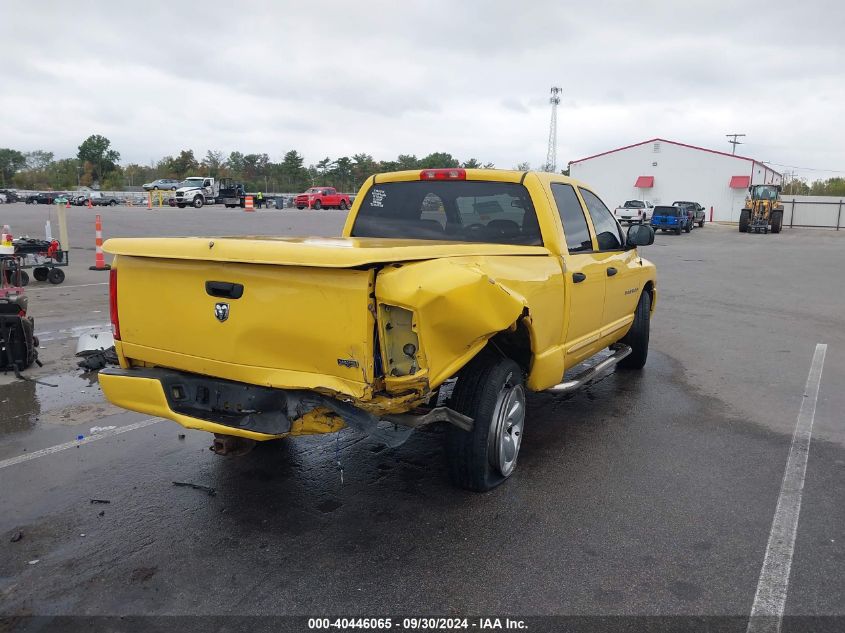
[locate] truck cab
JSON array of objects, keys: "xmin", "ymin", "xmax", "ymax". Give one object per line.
[{"xmin": 175, "ymin": 177, "xmax": 217, "ymax": 209}]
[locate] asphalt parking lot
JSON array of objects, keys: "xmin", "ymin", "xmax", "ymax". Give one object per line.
[{"xmin": 1, "ymin": 203, "xmax": 844, "ymax": 631}]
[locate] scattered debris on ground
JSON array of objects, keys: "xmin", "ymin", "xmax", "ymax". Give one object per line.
[
  {"xmin": 89, "ymin": 499, "xmax": 110, "ymax": 504},
  {"xmin": 10, "ymin": 531, "xmax": 23, "ymax": 543},
  {"xmin": 76, "ymin": 346, "xmax": 118, "ymax": 371},
  {"xmin": 172, "ymin": 481, "xmax": 216, "ymax": 496}
]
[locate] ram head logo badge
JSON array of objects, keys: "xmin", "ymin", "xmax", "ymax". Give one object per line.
[{"xmin": 214, "ymin": 302, "xmax": 229, "ymax": 322}]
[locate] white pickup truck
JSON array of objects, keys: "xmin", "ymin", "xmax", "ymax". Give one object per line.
[{"xmin": 614, "ymin": 200, "xmax": 654, "ymax": 225}]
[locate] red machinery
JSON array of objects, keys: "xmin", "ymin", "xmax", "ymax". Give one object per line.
[{"xmin": 0, "ymin": 255, "xmax": 39, "ymax": 373}]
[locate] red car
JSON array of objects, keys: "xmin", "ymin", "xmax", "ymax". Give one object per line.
[{"xmin": 294, "ymin": 187, "xmax": 351, "ymax": 210}]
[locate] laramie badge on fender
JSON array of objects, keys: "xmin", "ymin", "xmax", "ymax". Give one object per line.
[{"xmin": 214, "ymin": 302, "xmax": 230, "ymax": 322}]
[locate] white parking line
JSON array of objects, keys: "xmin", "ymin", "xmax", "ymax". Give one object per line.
[
  {"xmin": 0, "ymin": 418, "xmax": 162, "ymax": 470},
  {"xmin": 746, "ymin": 343, "xmax": 827, "ymax": 633}
]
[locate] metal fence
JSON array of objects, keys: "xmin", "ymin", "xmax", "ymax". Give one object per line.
[{"xmin": 780, "ymin": 196, "xmax": 844, "ymax": 230}]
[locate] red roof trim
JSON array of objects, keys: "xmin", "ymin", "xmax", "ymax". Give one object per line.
[
  {"xmin": 568, "ymin": 138, "xmax": 782, "ymax": 177},
  {"xmin": 729, "ymin": 175, "xmax": 751, "ymax": 188},
  {"xmin": 634, "ymin": 175, "xmax": 654, "ymax": 188}
]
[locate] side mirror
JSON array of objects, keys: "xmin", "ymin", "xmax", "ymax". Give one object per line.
[{"xmin": 627, "ymin": 224, "xmax": 654, "ymax": 248}]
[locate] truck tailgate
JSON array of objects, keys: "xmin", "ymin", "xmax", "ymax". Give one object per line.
[{"xmin": 115, "ymin": 255, "xmax": 375, "ymax": 399}]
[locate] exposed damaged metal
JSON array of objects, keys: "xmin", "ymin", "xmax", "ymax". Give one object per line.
[{"xmin": 98, "ymin": 367, "xmax": 473, "ymax": 445}]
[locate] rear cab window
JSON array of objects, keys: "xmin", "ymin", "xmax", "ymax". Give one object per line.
[{"xmin": 351, "ymin": 180, "xmax": 542, "ymax": 245}]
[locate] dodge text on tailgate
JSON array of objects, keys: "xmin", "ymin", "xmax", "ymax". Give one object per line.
[{"xmin": 101, "ymin": 169, "xmax": 656, "ymax": 491}]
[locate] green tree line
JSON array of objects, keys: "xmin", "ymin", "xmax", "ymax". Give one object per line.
[
  {"xmin": 5, "ymin": 136, "xmax": 842, "ymax": 196},
  {"xmin": 1, "ymin": 135, "xmax": 498, "ymax": 193}
]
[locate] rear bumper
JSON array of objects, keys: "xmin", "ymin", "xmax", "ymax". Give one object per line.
[
  {"xmin": 99, "ymin": 368, "xmax": 286, "ymax": 440},
  {"xmin": 99, "ymin": 367, "xmax": 455, "ymax": 440}
]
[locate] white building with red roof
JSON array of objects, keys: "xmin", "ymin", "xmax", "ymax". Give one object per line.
[{"xmin": 568, "ymin": 138, "xmax": 782, "ymax": 223}]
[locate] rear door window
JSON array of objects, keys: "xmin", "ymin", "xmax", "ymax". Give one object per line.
[{"xmin": 550, "ymin": 183, "xmax": 593, "ymax": 253}]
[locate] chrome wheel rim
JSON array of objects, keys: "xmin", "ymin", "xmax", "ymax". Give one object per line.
[{"xmin": 488, "ymin": 382, "xmax": 526, "ymax": 477}]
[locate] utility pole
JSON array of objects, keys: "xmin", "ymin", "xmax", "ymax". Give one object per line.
[
  {"xmin": 544, "ymin": 87, "xmax": 562, "ymax": 172},
  {"xmin": 726, "ymin": 133, "xmax": 746, "ymax": 155}
]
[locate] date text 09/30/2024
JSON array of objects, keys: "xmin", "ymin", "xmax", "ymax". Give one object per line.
[{"xmin": 307, "ymin": 617, "xmax": 528, "ymax": 630}]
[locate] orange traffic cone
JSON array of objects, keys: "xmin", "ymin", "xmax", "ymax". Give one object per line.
[
  {"xmin": 244, "ymin": 195, "xmax": 254, "ymax": 212},
  {"xmin": 87, "ymin": 197, "xmax": 93, "ymax": 209},
  {"xmin": 89, "ymin": 214, "xmax": 111, "ymax": 271},
  {"xmin": 65, "ymin": 198, "xmax": 70, "ymax": 208}
]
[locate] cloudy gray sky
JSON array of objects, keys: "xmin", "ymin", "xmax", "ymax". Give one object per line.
[{"xmin": 3, "ymin": 0, "xmax": 843, "ymax": 179}]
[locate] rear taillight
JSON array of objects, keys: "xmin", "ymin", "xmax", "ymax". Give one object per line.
[
  {"xmin": 109, "ymin": 268, "xmax": 120, "ymax": 340},
  {"xmin": 420, "ymin": 168, "xmax": 466, "ymax": 180}
]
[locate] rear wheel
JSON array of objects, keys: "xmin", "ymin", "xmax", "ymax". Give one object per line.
[
  {"xmin": 446, "ymin": 355, "xmax": 526, "ymax": 492},
  {"xmin": 619, "ymin": 290, "xmax": 651, "ymax": 369},
  {"xmin": 177, "ymin": 203, "xmax": 186, "ymax": 208},
  {"xmin": 684, "ymin": 220, "xmax": 691, "ymax": 233},
  {"xmin": 698, "ymin": 218, "xmax": 705, "ymax": 228},
  {"xmin": 33, "ymin": 267, "xmax": 49, "ymax": 281},
  {"xmin": 19, "ymin": 270, "xmax": 29, "ymax": 286},
  {"xmin": 739, "ymin": 209, "xmax": 750, "ymax": 232},
  {"xmin": 48, "ymin": 268, "xmax": 65, "ymax": 284},
  {"xmin": 339, "ymin": 200, "xmax": 348, "ymax": 210},
  {"xmin": 771, "ymin": 210, "xmax": 783, "ymax": 234},
  {"xmin": 296, "ymin": 205, "xmax": 305, "ymax": 210}
]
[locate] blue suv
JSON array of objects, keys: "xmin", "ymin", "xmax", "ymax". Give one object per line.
[{"xmin": 651, "ymin": 205, "xmax": 691, "ymax": 235}]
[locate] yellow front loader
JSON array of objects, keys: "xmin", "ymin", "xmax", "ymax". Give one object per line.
[{"xmin": 739, "ymin": 184, "xmax": 784, "ymax": 234}]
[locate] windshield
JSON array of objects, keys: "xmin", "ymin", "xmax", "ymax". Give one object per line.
[
  {"xmin": 183, "ymin": 178, "xmax": 203, "ymax": 186},
  {"xmin": 751, "ymin": 185, "xmax": 778, "ymax": 200},
  {"xmin": 351, "ymin": 180, "xmax": 542, "ymax": 245},
  {"xmin": 623, "ymin": 200, "xmax": 645, "ymax": 208}
]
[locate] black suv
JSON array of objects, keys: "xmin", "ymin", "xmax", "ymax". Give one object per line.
[{"xmin": 673, "ymin": 201, "xmax": 706, "ymax": 228}]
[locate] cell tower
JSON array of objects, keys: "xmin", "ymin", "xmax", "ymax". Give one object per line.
[{"xmin": 544, "ymin": 87, "xmax": 562, "ymax": 172}]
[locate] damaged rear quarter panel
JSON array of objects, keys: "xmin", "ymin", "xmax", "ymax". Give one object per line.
[{"xmin": 375, "ymin": 255, "xmax": 565, "ymax": 391}]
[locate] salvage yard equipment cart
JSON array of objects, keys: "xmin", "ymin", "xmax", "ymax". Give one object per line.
[{"xmin": 10, "ymin": 237, "xmax": 69, "ymax": 285}]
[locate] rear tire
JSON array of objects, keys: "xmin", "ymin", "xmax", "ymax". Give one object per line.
[
  {"xmin": 619, "ymin": 290, "xmax": 651, "ymax": 370},
  {"xmin": 739, "ymin": 209, "xmax": 750, "ymax": 232},
  {"xmin": 684, "ymin": 221, "xmax": 691, "ymax": 233},
  {"xmin": 296, "ymin": 205, "xmax": 305, "ymax": 210},
  {"xmin": 33, "ymin": 267, "xmax": 49, "ymax": 281},
  {"xmin": 48, "ymin": 268, "xmax": 65, "ymax": 284},
  {"xmin": 771, "ymin": 210, "xmax": 783, "ymax": 234},
  {"xmin": 446, "ymin": 355, "xmax": 526, "ymax": 492},
  {"xmin": 177, "ymin": 203, "xmax": 186, "ymax": 208},
  {"xmin": 698, "ymin": 219, "xmax": 705, "ymax": 228},
  {"xmin": 339, "ymin": 200, "xmax": 347, "ymax": 210},
  {"xmin": 19, "ymin": 270, "xmax": 29, "ymax": 286}
]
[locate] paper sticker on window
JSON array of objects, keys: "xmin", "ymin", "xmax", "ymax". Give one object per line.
[{"xmin": 371, "ymin": 189, "xmax": 386, "ymax": 208}]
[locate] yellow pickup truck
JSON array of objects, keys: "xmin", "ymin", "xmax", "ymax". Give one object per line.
[{"xmin": 100, "ymin": 169, "xmax": 656, "ymax": 491}]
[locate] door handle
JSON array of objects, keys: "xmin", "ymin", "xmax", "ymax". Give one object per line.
[
  {"xmin": 205, "ymin": 281, "xmax": 244, "ymax": 299},
  {"xmin": 607, "ymin": 267, "xmax": 618, "ymax": 277},
  {"xmin": 572, "ymin": 272, "xmax": 587, "ymax": 283}
]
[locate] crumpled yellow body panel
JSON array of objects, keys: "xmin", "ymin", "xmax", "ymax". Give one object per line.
[{"xmin": 375, "ymin": 254, "xmax": 566, "ymax": 391}]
